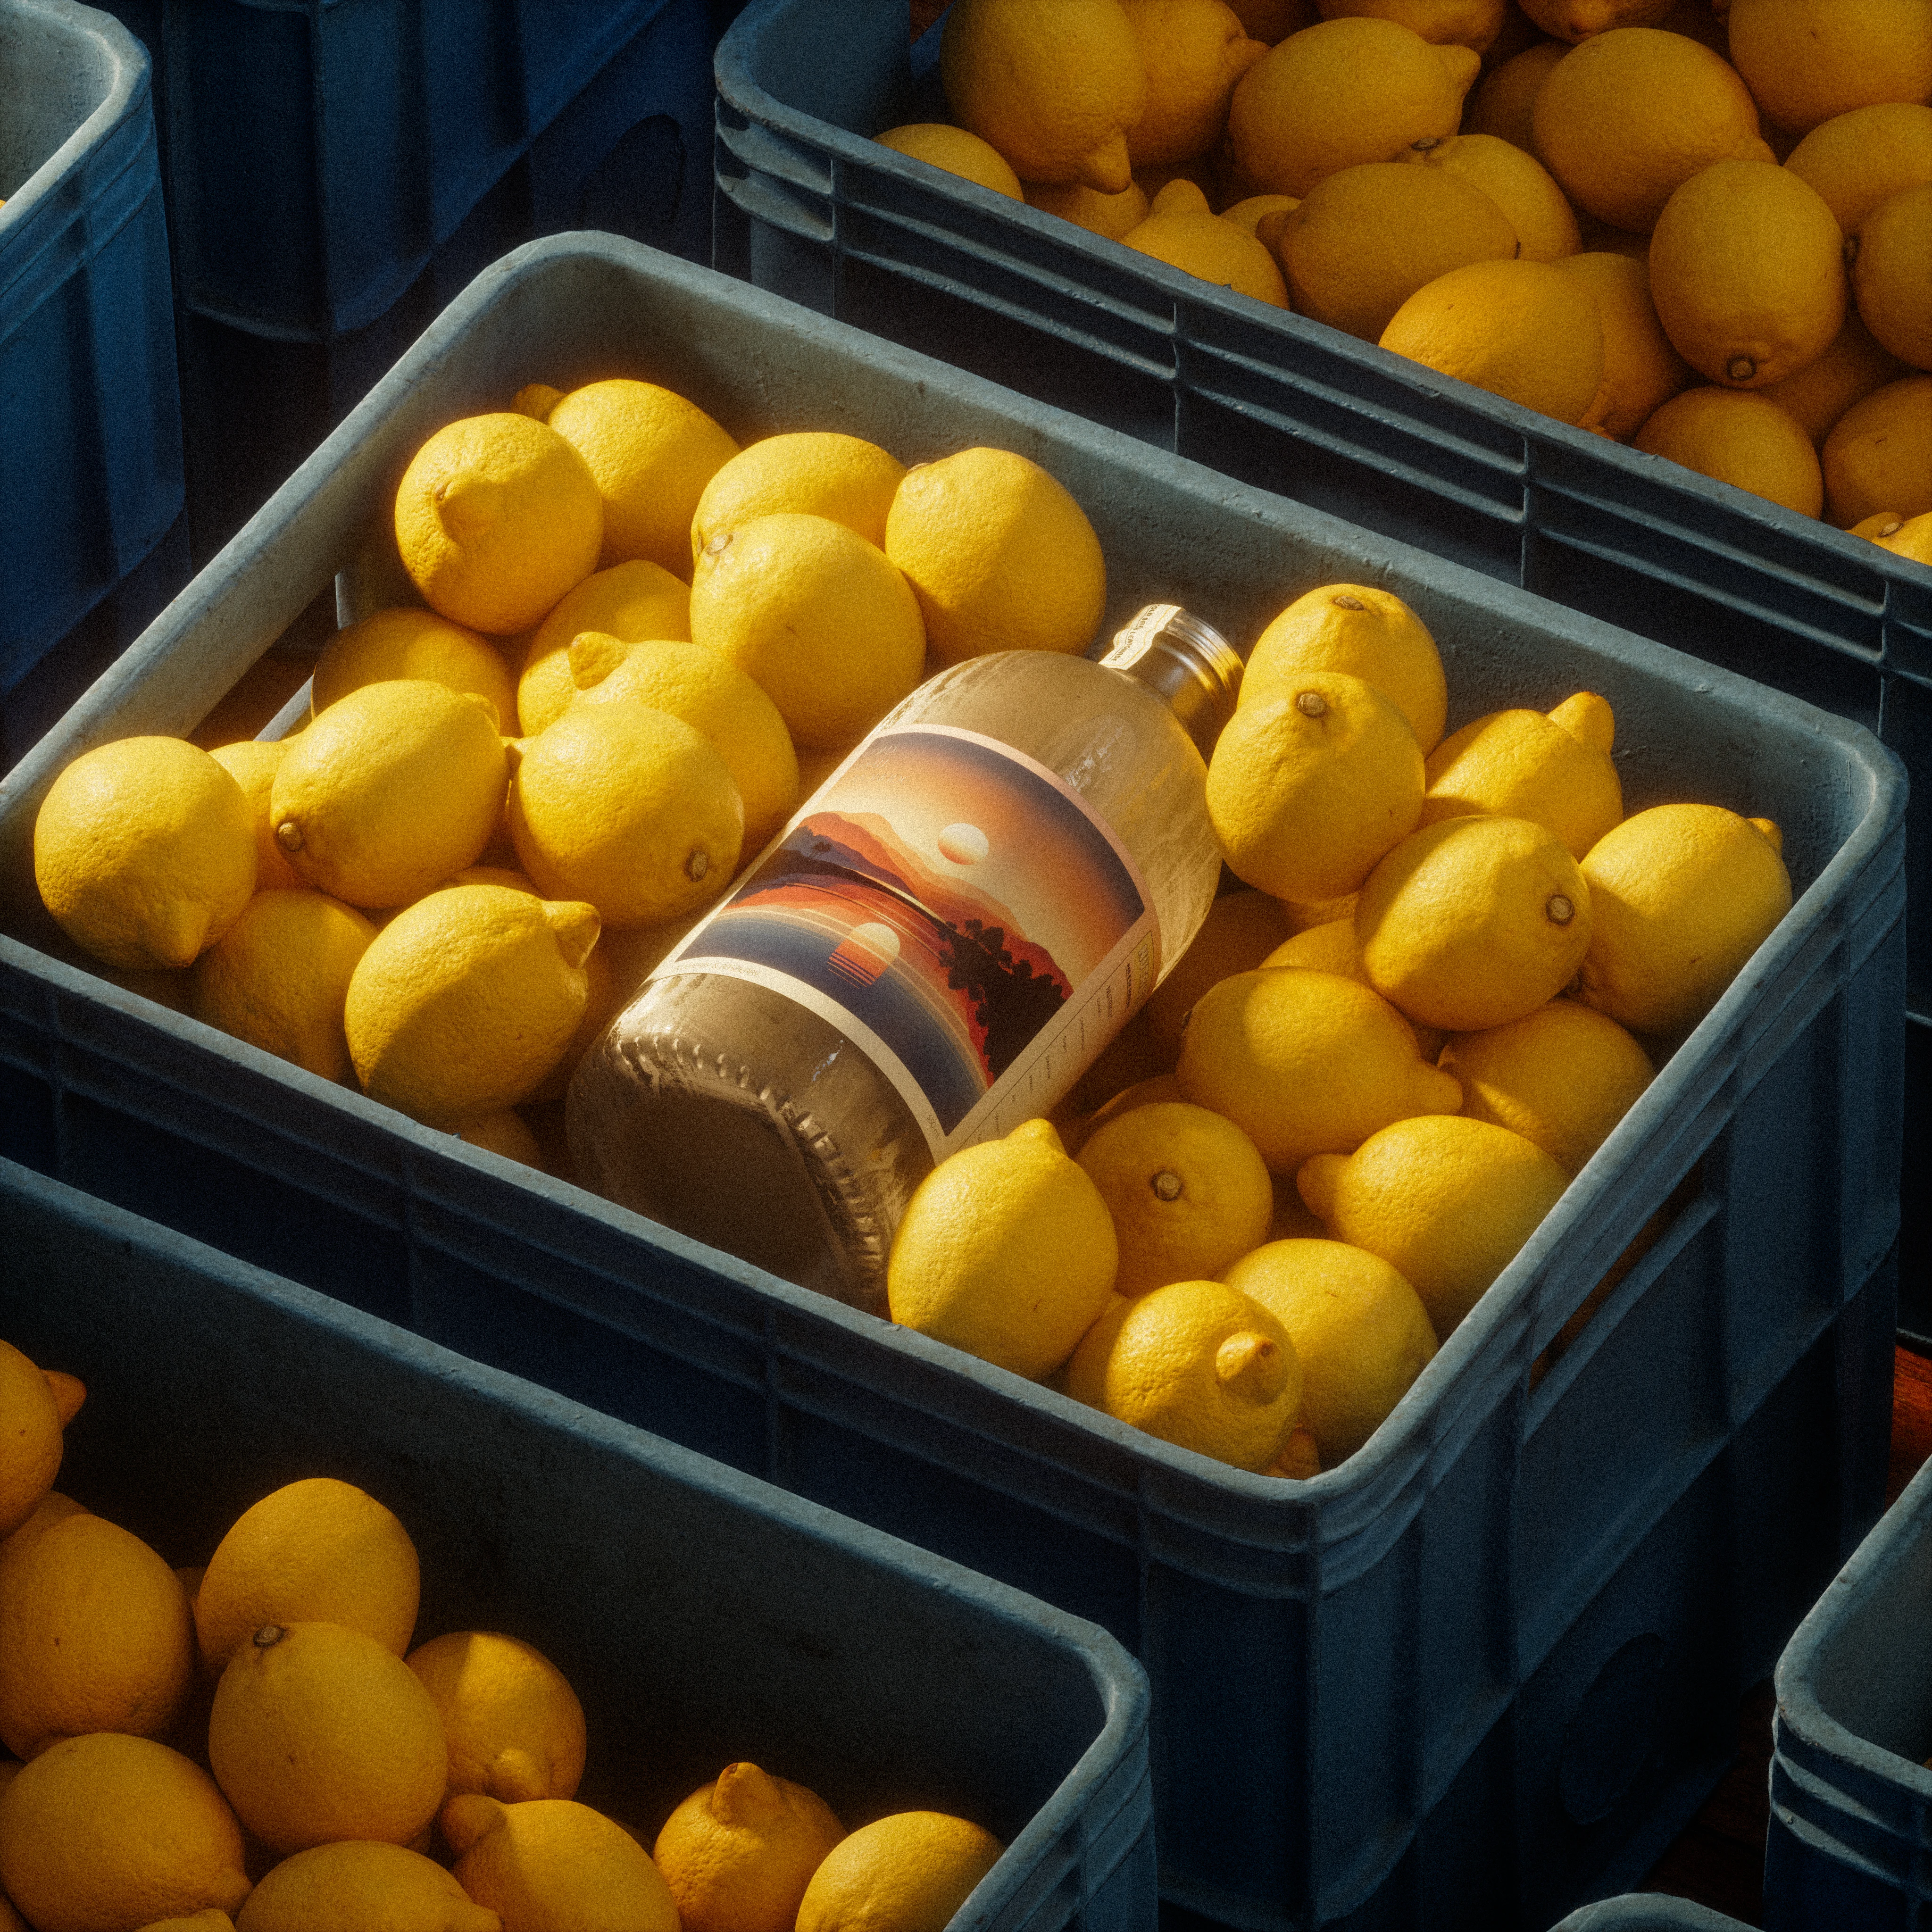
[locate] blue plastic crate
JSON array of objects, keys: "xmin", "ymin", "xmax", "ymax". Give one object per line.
[
  {"xmin": 1764, "ymin": 1437, "xmax": 1932, "ymax": 1932},
  {"xmin": 0, "ymin": 1156, "xmax": 1156, "ymax": 1932},
  {"xmin": 1546, "ymin": 1900, "xmax": 1752, "ymax": 1931},
  {"xmin": 710, "ymin": 0, "xmax": 1932, "ymax": 1334},
  {"xmin": 102, "ymin": 0, "xmax": 716, "ymax": 561},
  {"xmin": 0, "ymin": 0, "xmax": 185, "ymax": 773},
  {"xmin": 0, "ymin": 235, "xmax": 1908, "ymax": 1932}
]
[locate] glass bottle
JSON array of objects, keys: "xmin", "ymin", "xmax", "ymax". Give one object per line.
[{"xmin": 566, "ymin": 604, "xmax": 1242, "ymax": 1316}]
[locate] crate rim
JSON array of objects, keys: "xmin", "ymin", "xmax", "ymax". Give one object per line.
[
  {"xmin": 0, "ymin": 229, "xmax": 1908, "ymax": 1542},
  {"xmin": 1772, "ymin": 1441, "xmax": 1932, "ymax": 1800},
  {"xmin": 711, "ymin": 0, "xmax": 1932, "ymax": 603},
  {"xmin": 0, "ymin": 1150, "xmax": 1154, "ymax": 1932},
  {"xmin": 0, "ymin": 0, "xmax": 147, "ymax": 231}
]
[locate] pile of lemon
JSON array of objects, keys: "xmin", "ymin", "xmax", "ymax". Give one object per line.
[
  {"xmin": 886, "ymin": 581, "xmax": 1793, "ymax": 1478},
  {"xmin": 0, "ymin": 1337, "xmax": 1004, "ymax": 1932},
  {"xmin": 31, "ymin": 380, "xmax": 1109, "ymax": 1171},
  {"xmin": 876, "ymin": 0, "xmax": 1932, "ymax": 550}
]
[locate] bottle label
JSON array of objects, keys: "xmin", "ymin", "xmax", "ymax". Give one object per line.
[{"xmin": 650, "ymin": 724, "xmax": 1160, "ymax": 1158}]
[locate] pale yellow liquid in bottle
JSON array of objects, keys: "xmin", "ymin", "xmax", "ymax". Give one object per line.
[{"xmin": 568, "ymin": 622, "xmax": 1233, "ymax": 1316}]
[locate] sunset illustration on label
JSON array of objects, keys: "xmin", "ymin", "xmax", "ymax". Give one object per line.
[{"xmin": 664, "ymin": 727, "xmax": 1149, "ymax": 1137}]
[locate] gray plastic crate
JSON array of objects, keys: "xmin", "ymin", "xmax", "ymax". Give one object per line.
[
  {"xmin": 0, "ymin": 235, "xmax": 1908, "ymax": 1932},
  {"xmin": 1765, "ymin": 1445, "xmax": 1932, "ymax": 1932},
  {"xmin": 1546, "ymin": 1899, "xmax": 1752, "ymax": 1930},
  {"xmin": 0, "ymin": 1155, "xmax": 1156, "ymax": 1932}
]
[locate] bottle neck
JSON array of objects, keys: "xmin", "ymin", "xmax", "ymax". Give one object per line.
[{"xmin": 1095, "ymin": 604, "xmax": 1243, "ymax": 757}]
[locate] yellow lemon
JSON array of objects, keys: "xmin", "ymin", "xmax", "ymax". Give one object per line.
[
  {"xmin": 795, "ymin": 1811, "xmax": 1003, "ymax": 1932},
  {"xmin": 1852, "ymin": 183, "xmax": 1932, "ymax": 373},
  {"xmin": 691, "ymin": 432, "xmax": 908, "ymax": 562},
  {"xmin": 405, "ymin": 1631, "xmax": 584, "ymax": 1804},
  {"xmin": 886, "ymin": 1118, "xmax": 1120, "ymax": 1380},
  {"xmin": 940, "ymin": 0, "xmax": 1149, "ymax": 193},
  {"xmin": 394, "ymin": 413, "xmax": 603, "ymax": 636},
  {"xmin": 135, "ymin": 1914, "xmax": 236, "ymax": 1932},
  {"xmin": 454, "ymin": 1109, "xmax": 548, "ymax": 1171},
  {"xmin": 1561, "ymin": 252, "xmax": 1696, "ymax": 440},
  {"xmin": 508, "ymin": 701, "xmax": 744, "ymax": 926},
  {"xmin": 1139, "ymin": 887, "xmax": 1296, "ymax": 1063},
  {"xmin": 1297, "ymin": 1114, "xmax": 1570, "ymax": 1332},
  {"xmin": 1517, "ymin": 0, "xmax": 1678, "ymax": 35},
  {"xmin": 444, "ymin": 1793, "xmax": 679, "ymax": 1932},
  {"xmin": 269, "ymin": 680, "xmax": 507, "ymax": 909},
  {"xmin": 1241, "ymin": 583, "xmax": 1446, "ymax": 751},
  {"xmin": 1574, "ymin": 802, "xmax": 1792, "ymax": 1037},
  {"xmin": 691, "ymin": 511, "xmax": 925, "ymax": 750},
  {"xmin": 875, "ymin": 124, "xmax": 1024, "ymax": 198},
  {"xmin": 1758, "ymin": 312, "xmax": 1908, "ymax": 448},
  {"xmin": 1726, "ymin": 0, "xmax": 1932, "ymax": 136},
  {"xmin": 1220, "ymin": 191, "xmax": 1301, "ymax": 231},
  {"xmin": 1357, "ymin": 815, "xmax": 1593, "ymax": 1032},
  {"xmin": 569, "ymin": 633, "xmax": 799, "ymax": 853},
  {"xmin": 1404, "ymin": 132, "xmax": 1580, "ymax": 261},
  {"xmin": 0, "ymin": 1511, "xmax": 194, "ymax": 1759},
  {"xmin": 310, "ymin": 605, "xmax": 519, "ymax": 726},
  {"xmin": 1065, "ymin": 1071, "xmax": 1189, "ymax": 1152},
  {"xmin": 1260, "ymin": 921, "xmax": 1447, "ymax": 1059},
  {"xmin": 1440, "ymin": 996, "xmax": 1654, "ymax": 1174},
  {"xmin": 344, "ymin": 885, "xmax": 598, "ymax": 1126},
  {"xmin": 542, "ymin": 379, "xmax": 739, "ymax": 578},
  {"xmin": 654, "ymin": 1762, "xmax": 846, "ymax": 1932},
  {"xmin": 190, "ymin": 889, "xmax": 378, "ymax": 1085},
  {"xmin": 34, "ymin": 737, "xmax": 256, "ymax": 973},
  {"xmin": 1227, "ymin": 17, "xmax": 1480, "ymax": 197},
  {"xmin": 1270, "ymin": 161, "xmax": 1521, "ymax": 342},
  {"xmin": 1065, "ymin": 1276, "xmax": 1303, "ymax": 1469},
  {"xmin": 207, "ymin": 740, "xmax": 302, "ymax": 892},
  {"xmin": 1075, "ymin": 1100, "xmax": 1275, "ymax": 1295},
  {"xmin": 1122, "ymin": 0, "xmax": 1270, "ymax": 168},
  {"xmin": 1223, "ymin": 1238, "xmax": 1438, "ymax": 1460},
  {"xmin": 1121, "ymin": 187, "xmax": 1291, "ymax": 305},
  {"xmin": 1380, "ymin": 258, "xmax": 1607, "ymax": 425},
  {"xmin": 1869, "ymin": 508, "xmax": 1932, "ymax": 562},
  {"xmin": 883, "ymin": 447, "xmax": 1106, "ymax": 667},
  {"xmin": 1316, "ymin": 0, "xmax": 1509, "ymax": 50},
  {"xmin": 1648, "ymin": 159, "xmax": 1846, "ymax": 389},
  {"xmin": 232, "ymin": 1841, "xmax": 500, "ymax": 1932},
  {"xmin": 193, "ymin": 1477, "xmax": 420, "ymax": 1679},
  {"xmin": 1785, "ymin": 104, "xmax": 1932, "ymax": 237},
  {"xmin": 1419, "ymin": 691, "xmax": 1622, "ymax": 857},
  {"xmin": 0, "ymin": 1734, "xmax": 250, "ymax": 1932},
  {"xmin": 1175, "ymin": 967, "xmax": 1463, "ymax": 1170},
  {"xmin": 1206, "ymin": 671, "xmax": 1426, "ymax": 901},
  {"xmin": 1464, "ymin": 40, "xmax": 1568, "ymax": 150},
  {"xmin": 1530, "ymin": 30, "xmax": 1772, "ymax": 234},
  {"xmin": 208, "ymin": 1620, "xmax": 447, "ymax": 1855},
  {"xmin": 0, "ymin": 1342, "xmax": 73, "ymax": 1541},
  {"xmin": 1822, "ymin": 375, "xmax": 1932, "ymax": 526},
  {"xmin": 1633, "ymin": 386, "xmax": 1825, "ymax": 516},
  {"xmin": 1024, "ymin": 176, "xmax": 1153, "ymax": 237},
  {"xmin": 516, "ymin": 558, "xmax": 692, "ymax": 738}
]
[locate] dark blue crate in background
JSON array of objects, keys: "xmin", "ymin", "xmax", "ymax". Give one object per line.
[
  {"xmin": 0, "ymin": 0, "xmax": 185, "ymax": 774},
  {"xmin": 0, "ymin": 235, "xmax": 1907, "ymax": 1932},
  {"xmin": 1547, "ymin": 1899, "xmax": 1752, "ymax": 1931},
  {"xmin": 1764, "ymin": 1443, "xmax": 1932, "ymax": 1932},
  {"xmin": 711, "ymin": 0, "xmax": 1931, "ymax": 1339},
  {"xmin": 101, "ymin": 0, "xmax": 718, "ymax": 561},
  {"xmin": 0, "ymin": 1156, "xmax": 1158, "ymax": 1932}
]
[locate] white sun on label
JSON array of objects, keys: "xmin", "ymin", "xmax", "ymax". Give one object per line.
[
  {"xmin": 827, "ymin": 920, "xmax": 901, "ymax": 988},
  {"xmin": 936, "ymin": 821, "xmax": 990, "ymax": 866},
  {"xmin": 850, "ymin": 922, "xmax": 900, "ymax": 965}
]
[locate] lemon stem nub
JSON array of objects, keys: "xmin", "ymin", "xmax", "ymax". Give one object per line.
[
  {"xmin": 1216, "ymin": 1331, "xmax": 1288, "ymax": 1404},
  {"xmin": 253, "ymin": 1624, "xmax": 286, "ymax": 1649},
  {"xmin": 704, "ymin": 531, "xmax": 733, "ymax": 557},
  {"xmin": 1726, "ymin": 356, "xmax": 1755, "ymax": 383},
  {"xmin": 686, "ymin": 850, "xmax": 710, "ymax": 882},
  {"xmin": 1152, "ymin": 1169, "xmax": 1183, "ymax": 1201},
  {"xmin": 1295, "ymin": 690, "xmax": 1328, "ymax": 718},
  {"xmin": 274, "ymin": 821, "xmax": 302, "ymax": 851},
  {"xmin": 1410, "ymin": 137, "xmax": 1440, "ymax": 152},
  {"xmin": 1331, "ymin": 594, "xmax": 1365, "ymax": 610},
  {"xmin": 1547, "ymin": 893, "xmax": 1575, "ymax": 925}
]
